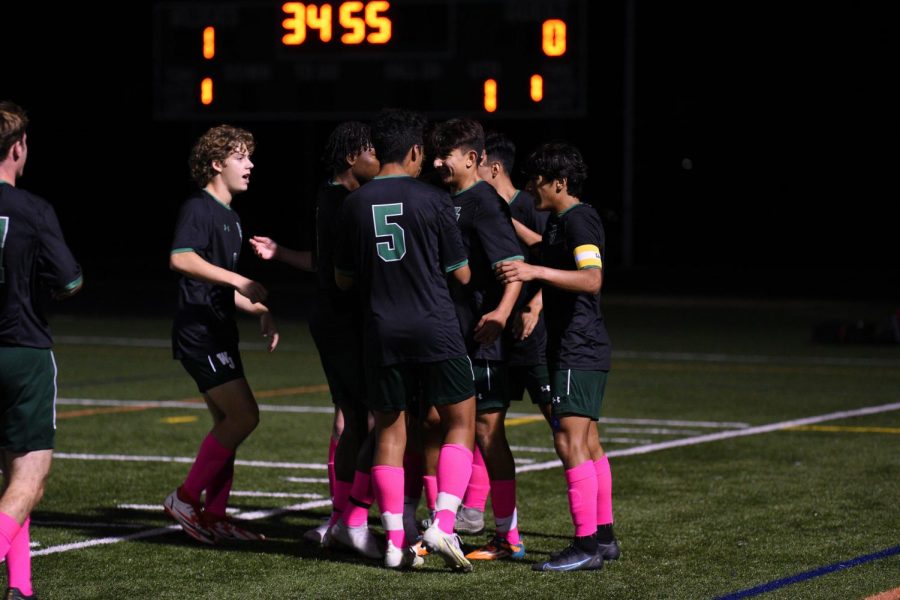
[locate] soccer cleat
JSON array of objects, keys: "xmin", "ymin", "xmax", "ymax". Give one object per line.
[
  {"xmin": 465, "ymin": 535, "xmax": 526, "ymax": 560},
  {"xmin": 163, "ymin": 488, "xmax": 215, "ymax": 545},
  {"xmin": 302, "ymin": 519, "xmax": 331, "ymax": 545},
  {"xmin": 422, "ymin": 520, "xmax": 473, "ymax": 572},
  {"xmin": 203, "ymin": 514, "xmax": 266, "ymax": 541},
  {"xmin": 411, "ymin": 537, "xmax": 429, "ymax": 557},
  {"xmin": 5, "ymin": 588, "xmax": 36, "ymax": 600},
  {"xmin": 454, "ymin": 506, "xmax": 485, "ymax": 535},
  {"xmin": 329, "ymin": 520, "xmax": 384, "ymax": 559},
  {"xmin": 532, "ymin": 542, "xmax": 603, "ymax": 572},
  {"xmin": 597, "ymin": 537, "xmax": 621, "ymax": 561},
  {"xmin": 384, "ymin": 540, "xmax": 425, "ymax": 570}
]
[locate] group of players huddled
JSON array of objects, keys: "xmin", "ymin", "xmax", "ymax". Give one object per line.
[{"xmin": 162, "ymin": 109, "xmax": 619, "ymax": 573}]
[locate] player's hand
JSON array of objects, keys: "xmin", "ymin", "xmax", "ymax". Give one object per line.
[
  {"xmin": 514, "ymin": 308, "xmax": 540, "ymax": 340},
  {"xmin": 249, "ymin": 236, "xmax": 277, "ymax": 261},
  {"xmin": 235, "ymin": 277, "xmax": 268, "ymax": 304},
  {"xmin": 474, "ymin": 309, "xmax": 507, "ymax": 345},
  {"xmin": 260, "ymin": 312, "xmax": 280, "ymax": 352},
  {"xmin": 496, "ymin": 260, "xmax": 537, "ymax": 284}
]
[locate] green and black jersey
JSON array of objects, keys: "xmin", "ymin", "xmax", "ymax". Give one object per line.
[
  {"xmin": 170, "ymin": 190, "xmax": 243, "ymax": 359},
  {"xmin": 0, "ymin": 182, "xmax": 82, "ymax": 348},
  {"xmin": 541, "ymin": 202, "xmax": 612, "ymax": 371}
]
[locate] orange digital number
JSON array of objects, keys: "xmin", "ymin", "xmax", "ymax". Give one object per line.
[
  {"xmin": 339, "ymin": 1, "xmax": 365, "ymax": 44},
  {"xmin": 542, "ymin": 19, "xmax": 566, "ymax": 56},
  {"xmin": 284, "ymin": 1, "xmax": 391, "ymax": 45}
]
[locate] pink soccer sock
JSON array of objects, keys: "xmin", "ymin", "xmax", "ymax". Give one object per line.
[
  {"xmin": 566, "ymin": 460, "xmax": 598, "ymax": 538},
  {"xmin": 5, "ymin": 517, "xmax": 31, "ymax": 596},
  {"xmin": 490, "ymin": 479, "xmax": 521, "ymax": 544},
  {"xmin": 462, "ymin": 445, "xmax": 490, "ymax": 511},
  {"xmin": 182, "ymin": 433, "xmax": 235, "ymax": 504},
  {"xmin": 435, "ymin": 443, "xmax": 473, "ymax": 534},
  {"xmin": 423, "ymin": 475, "xmax": 438, "ymax": 512},
  {"xmin": 594, "ymin": 455, "xmax": 614, "ymax": 526},
  {"xmin": 328, "ymin": 479, "xmax": 353, "ymax": 527},
  {"xmin": 327, "ymin": 436, "xmax": 338, "ymax": 499},
  {"xmin": 372, "ymin": 465, "xmax": 406, "ymax": 548},
  {"xmin": 341, "ymin": 470, "xmax": 374, "ymax": 527},
  {"xmin": 0, "ymin": 512, "xmax": 21, "ymax": 559},
  {"xmin": 204, "ymin": 455, "xmax": 235, "ymax": 518}
]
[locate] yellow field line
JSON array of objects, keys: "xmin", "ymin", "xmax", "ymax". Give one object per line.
[
  {"xmin": 505, "ymin": 415, "xmax": 545, "ymax": 427},
  {"xmin": 866, "ymin": 587, "xmax": 900, "ymax": 600},
  {"xmin": 788, "ymin": 425, "xmax": 900, "ymax": 434},
  {"xmin": 57, "ymin": 384, "xmax": 331, "ymax": 420}
]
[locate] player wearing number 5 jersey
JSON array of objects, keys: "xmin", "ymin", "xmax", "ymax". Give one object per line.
[
  {"xmin": 336, "ymin": 108, "xmax": 477, "ymax": 571},
  {"xmin": 0, "ymin": 101, "xmax": 83, "ymax": 600}
]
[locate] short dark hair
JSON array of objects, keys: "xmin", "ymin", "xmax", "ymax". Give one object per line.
[
  {"xmin": 188, "ymin": 124, "xmax": 255, "ymax": 187},
  {"xmin": 429, "ymin": 117, "xmax": 484, "ymax": 160},
  {"xmin": 370, "ymin": 108, "xmax": 426, "ymax": 165},
  {"xmin": 0, "ymin": 101, "xmax": 28, "ymax": 160},
  {"xmin": 322, "ymin": 121, "xmax": 372, "ymax": 174},
  {"xmin": 483, "ymin": 130, "xmax": 516, "ymax": 174},
  {"xmin": 523, "ymin": 142, "xmax": 588, "ymax": 197}
]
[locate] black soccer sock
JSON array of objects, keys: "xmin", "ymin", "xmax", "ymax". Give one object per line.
[
  {"xmin": 595, "ymin": 524, "xmax": 615, "ymax": 543},
  {"xmin": 574, "ymin": 534, "xmax": 599, "ymax": 553}
]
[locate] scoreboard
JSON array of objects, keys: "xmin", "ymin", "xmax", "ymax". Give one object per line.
[{"xmin": 152, "ymin": 0, "xmax": 588, "ymax": 120}]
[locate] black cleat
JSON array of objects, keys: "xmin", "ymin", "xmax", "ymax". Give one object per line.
[
  {"xmin": 5, "ymin": 588, "xmax": 37, "ymax": 600},
  {"xmin": 532, "ymin": 542, "xmax": 603, "ymax": 572},
  {"xmin": 597, "ymin": 537, "xmax": 621, "ymax": 561}
]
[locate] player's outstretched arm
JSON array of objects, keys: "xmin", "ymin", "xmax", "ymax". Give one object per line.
[
  {"xmin": 250, "ymin": 236, "xmax": 315, "ymax": 272},
  {"xmin": 170, "ymin": 251, "xmax": 268, "ymax": 303},
  {"xmin": 496, "ymin": 261, "xmax": 601, "ymax": 295}
]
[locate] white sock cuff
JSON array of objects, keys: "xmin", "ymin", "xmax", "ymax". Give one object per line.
[
  {"xmin": 435, "ymin": 491, "xmax": 462, "ymax": 514},
  {"xmin": 495, "ymin": 509, "xmax": 518, "ymax": 532},
  {"xmin": 381, "ymin": 511, "xmax": 404, "ymax": 531}
]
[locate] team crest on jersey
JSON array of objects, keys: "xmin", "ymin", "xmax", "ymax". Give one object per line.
[
  {"xmin": 216, "ymin": 351, "xmax": 236, "ymax": 369},
  {"xmin": 546, "ymin": 224, "xmax": 559, "ymax": 245},
  {"xmin": 454, "ymin": 206, "xmax": 462, "ymax": 221}
]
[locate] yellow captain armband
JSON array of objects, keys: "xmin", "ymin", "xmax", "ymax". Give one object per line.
[{"xmin": 573, "ymin": 244, "xmax": 602, "ymax": 269}]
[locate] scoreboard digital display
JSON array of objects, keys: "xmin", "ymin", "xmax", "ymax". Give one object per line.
[{"xmin": 152, "ymin": 0, "xmax": 588, "ymax": 120}]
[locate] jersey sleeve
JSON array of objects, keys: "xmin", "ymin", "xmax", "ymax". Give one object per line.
[
  {"xmin": 170, "ymin": 197, "xmax": 210, "ymax": 254},
  {"xmin": 476, "ymin": 193, "xmax": 524, "ymax": 267},
  {"xmin": 36, "ymin": 203, "xmax": 82, "ymax": 292},
  {"xmin": 565, "ymin": 207, "xmax": 605, "ymax": 270},
  {"xmin": 437, "ymin": 194, "xmax": 468, "ymax": 272}
]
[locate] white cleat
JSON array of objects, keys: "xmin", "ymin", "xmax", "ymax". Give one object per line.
[
  {"xmin": 422, "ymin": 519, "xmax": 473, "ymax": 572},
  {"xmin": 163, "ymin": 489, "xmax": 215, "ymax": 545},
  {"xmin": 384, "ymin": 540, "xmax": 425, "ymax": 569},
  {"xmin": 329, "ymin": 520, "xmax": 384, "ymax": 559},
  {"xmin": 302, "ymin": 519, "xmax": 331, "ymax": 545}
]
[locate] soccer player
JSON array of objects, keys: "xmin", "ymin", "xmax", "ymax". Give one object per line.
[
  {"xmin": 335, "ymin": 108, "xmax": 476, "ymax": 571},
  {"xmin": 249, "ymin": 122, "xmax": 380, "ymax": 550},
  {"xmin": 496, "ymin": 142, "xmax": 619, "ymax": 572},
  {"xmin": 0, "ymin": 101, "xmax": 83, "ymax": 600},
  {"xmin": 164, "ymin": 124, "xmax": 278, "ymax": 545},
  {"xmin": 478, "ymin": 131, "xmax": 552, "ymax": 422},
  {"xmin": 430, "ymin": 118, "xmax": 527, "ymax": 561}
]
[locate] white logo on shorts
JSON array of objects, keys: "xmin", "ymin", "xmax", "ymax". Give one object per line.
[{"xmin": 216, "ymin": 352, "xmax": 236, "ymax": 369}]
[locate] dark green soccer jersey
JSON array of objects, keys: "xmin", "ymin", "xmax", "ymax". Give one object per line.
[
  {"xmin": 451, "ymin": 180, "xmax": 524, "ymax": 361},
  {"xmin": 0, "ymin": 182, "xmax": 82, "ymax": 348},
  {"xmin": 541, "ymin": 202, "xmax": 612, "ymax": 371},
  {"xmin": 170, "ymin": 190, "xmax": 242, "ymax": 359},
  {"xmin": 336, "ymin": 175, "xmax": 468, "ymax": 366}
]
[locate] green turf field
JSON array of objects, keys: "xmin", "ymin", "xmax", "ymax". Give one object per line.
[{"xmin": 22, "ymin": 296, "xmax": 900, "ymax": 599}]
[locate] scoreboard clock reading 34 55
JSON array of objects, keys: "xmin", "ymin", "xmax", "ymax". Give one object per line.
[{"xmin": 153, "ymin": 0, "xmax": 588, "ymax": 120}]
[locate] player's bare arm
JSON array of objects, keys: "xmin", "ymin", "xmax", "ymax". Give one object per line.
[
  {"xmin": 474, "ymin": 275, "xmax": 522, "ymax": 345},
  {"xmin": 250, "ymin": 235, "xmax": 315, "ymax": 272},
  {"xmin": 513, "ymin": 288, "xmax": 543, "ymax": 340},
  {"xmin": 497, "ymin": 261, "xmax": 601, "ymax": 295},
  {"xmin": 234, "ymin": 292, "xmax": 280, "ymax": 352},
  {"xmin": 170, "ymin": 251, "xmax": 268, "ymax": 303},
  {"xmin": 512, "ymin": 218, "xmax": 542, "ymax": 249}
]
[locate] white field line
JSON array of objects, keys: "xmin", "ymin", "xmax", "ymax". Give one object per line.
[
  {"xmin": 54, "ymin": 453, "xmax": 327, "ymax": 470},
  {"xmin": 516, "ymin": 401, "xmax": 900, "ymax": 473},
  {"xmin": 283, "ymin": 477, "xmax": 330, "ymax": 484},
  {"xmin": 54, "ymin": 335, "xmax": 898, "ymax": 367},
  {"xmin": 32, "ymin": 499, "xmax": 332, "ymax": 557},
  {"xmin": 604, "ymin": 426, "xmax": 704, "ymax": 436},
  {"xmin": 229, "ymin": 491, "xmax": 324, "ymax": 499}
]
